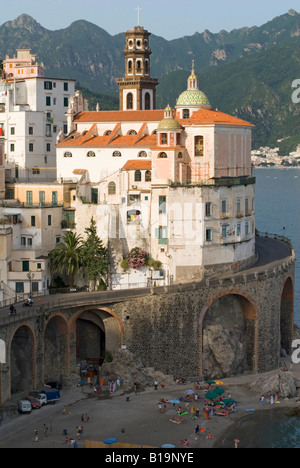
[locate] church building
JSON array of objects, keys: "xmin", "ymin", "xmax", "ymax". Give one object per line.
[{"xmin": 56, "ymin": 23, "xmax": 256, "ymax": 289}]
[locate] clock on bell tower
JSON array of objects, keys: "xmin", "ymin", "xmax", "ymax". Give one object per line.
[{"xmin": 116, "ymin": 25, "xmax": 159, "ymax": 111}]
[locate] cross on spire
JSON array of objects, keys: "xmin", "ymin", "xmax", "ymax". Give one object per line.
[{"xmin": 136, "ymin": 6, "xmax": 142, "ymax": 25}]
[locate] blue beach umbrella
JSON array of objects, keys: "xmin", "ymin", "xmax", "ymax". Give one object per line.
[
  {"xmin": 184, "ymin": 389, "xmax": 195, "ymax": 395},
  {"xmin": 104, "ymin": 437, "xmax": 118, "ymax": 446},
  {"xmin": 161, "ymin": 444, "xmax": 176, "ymax": 448},
  {"xmin": 170, "ymin": 399, "xmax": 180, "ymax": 404}
]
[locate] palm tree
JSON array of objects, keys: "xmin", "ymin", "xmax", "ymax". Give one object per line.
[{"xmin": 49, "ymin": 231, "xmax": 83, "ymax": 289}]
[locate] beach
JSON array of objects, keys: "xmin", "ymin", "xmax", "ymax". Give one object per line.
[{"xmin": 0, "ymin": 361, "xmax": 299, "ymax": 449}]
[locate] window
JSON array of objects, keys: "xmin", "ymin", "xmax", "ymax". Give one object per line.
[
  {"xmin": 52, "ymin": 191, "xmax": 58, "ymax": 206},
  {"xmin": 44, "ymin": 81, "xmax": 53, "ymax": 90},
  {"xmin": 31, "ymin": 216, "xmax": 36, "ymax": 227},
  {"xmin": 237, "ymin": 198, "xmax": 241, "ymax": 215},
  {"xmin": 48, "ymin": 215, "xmax": 52, "ymax": 226},
  {"xmin": 161, "ymin": 133, "xmax": 167, "ymax": 145},
  {"xmin": 134, "ymin": 170, "xmax": 142, "ymax": 182},
  {"xmin": 221, "ymin": 200, "xmax": 227, "ymax": 214},
  {"xmin": 245, "ymin": 197, "xmax": 249, "ymax": 214},
  {"xmin": 16, "ymin": 282, "xmax": 24, "ymax": 294},
  {"xmin": 64, "ymin": 82, "xmax": 69, "ymax": 91},
  {"xmin": 91, "ymin": 188, "xmax": 98, "ymax": 204},
  {"xmin": 195, "ymin": 136, "xmax": 204, "ymax": 156},
  {"xmin": 178, "ymin": 152, "xmax": 183, "ymax": 159},
  {"xmin": 63, "ymin": 124, "xmax": 68, "ymax": 134},
  {"xmin": 183, "ymin": 109, "xmax": 190, "ymax": 119},
  {"xmin": 237, "ymin": 223, "xmax": 241, "ymax": 236},
  {"xmin": 113, "ymin": 150, "xmax": 122, "ymax": 157},
  {"xmin": 245, "ymin": 221, "xmax": 250, "ymax": 235},
  {"xmin": 222, "ymin": 225, "xmax": 227, "ymax": 239},
  {"xmin": 26, "ymin": 191, "xmax": 33, "ymax": 206},
  {"xmin": 21, "ymin": 237, "xmax": 26, "ymax": 246},
  {"xmin": 29, "ymin": 143, "xmax": 34, "ymax": 152},
  {"xmin": 127, "ymin": 93, "xmax": 133, "ymax": 110},
  {"xmin": 205, "ymin": 202, "xmax": 212, "ymax": 217},
  {"xmin": 10, "ymin": 127, "xmax": 15, "ymax": 135},
  {"xmin": 156, "ymin": 226, "xmax": 168, "ymax": 245},
  {"xmin": 206, "ymin": 228, "xmax": 212, "ymax": 241},
  {"xmin": 46, "ymin": 96, "xmax": 51, "ymax": 106},
  {"xmin": 37, "ymin": 263, "xmax": 42, "ymax": 270},
  {"xmin": 46, "ymin": 143, "xmax": 51, "ymax": 152},
  {"xmin": 145, "ymin": 170, "xmax": 152, "ymax": 182},
  {"xmin": 39, "ymin": 191, "xmax": 45, "ymax": 205},
  {"xmin": 87, "ymin": 151, "xmax": 96, "ymax": 157},
  {"xmin": 145, "ymin": 92, "xmax": 151, "ymax": 110},
  {"xmin": 46, "ymin": 124, "xmax": 51, "ymax": 137},
  {"xmin": 29, "ymin": 126, "xmax": 33, "ymax": 135},
  {"xmin": 64, "ymin": 152, "xmax": 72, "ymax": 158},
  {"xmin": 138, "ymin": 151, "xmax": 147, "ymax": 157},
  {"xmin": 22, "ymin": 261, "xmax": 29, "ymax": 272},
  {"xmin": 10, "ymin": 143, "xmax": 15, "ymax": 152},
  {"xmin": 108, "ymin": 182, "xmax": 116, "ymax": 195},
  {"xmin": 158, "ymin": 152, "xmax": 167, "ymax": 158},
  {"xmin": 128, "ymin": 130, "xmax": 137, "ymax": 135},
  {"xmin": 64, "ymin": 97, "xmax": 69, "ymax": 107},
  {"xmin": 32, "ymin": 167, "xmax": 40, "ymax": 175},
  {"xmin": 159, "ymin": 196, "xmax": 166, "ymax": 214}
]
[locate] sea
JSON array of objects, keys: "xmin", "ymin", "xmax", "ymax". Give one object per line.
[
  {"xmin": 217, "ymin": 167, "xmax": 300, "ymax": 449},
  {"xmin": 254, "ymin": 167, "xmax": 300, "ymax": 326}
]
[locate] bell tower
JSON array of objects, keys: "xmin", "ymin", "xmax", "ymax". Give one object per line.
[{"xmin": 117, "ymin": 25, "xmax": 159, "ymax": 111}]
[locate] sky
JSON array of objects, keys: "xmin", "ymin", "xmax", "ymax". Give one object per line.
[{"xmin": 1, "ymin": 0, "xmax": 300, "ymax": 40}]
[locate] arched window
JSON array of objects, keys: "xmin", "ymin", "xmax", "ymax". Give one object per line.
[
  {"xmin": 178, "ymin": 152, "xmax": 183, "ymax": 159},
  {"xmin": 108, "ymin": 182, "xmax": 116, "ymax": 195},
  {"xmin": 195, "ymin": 136, "xmax": 204, "ymax": 157},
  {"xmin": 138, "ymin": 151, "xmax": 147, "ymax": 158},
  {"xmin": 64, "ymin": 151, "xmax": 72, "ymax": 158},
  {"xmin": 128, "ymin": 129, "xmax": 137, "ymax": 135},
  {"xmin": 145, "ymin": 92, "xmax": 151, "ymax": 110},
  {"xmin": 128, "ymin": 60, "xmax": 133, "ymax": 72},
  {"xmin": 87, "ymin": 151, "xmax": 96, "ymax": 157},
  {"xmin": 104, "ymin": 130, "xmax": 112, "ymax": 136},
  {"xmin": 127, "ymin": 93, "xmax": 133, "ymax": 110},
  {"xmin": 145, "ymin": 170, "xmax": 152, "ymax": 182},
  {"xmin": 158, "ymin": 152, "xmax": 167, "ymax": 158},
  {"xmin": 134, "ymin": 170, "xmax": 142, "ymax": 182},
  {"xmin": 113, "ymin": 150, "xmax": 122, "ymax": 157}
]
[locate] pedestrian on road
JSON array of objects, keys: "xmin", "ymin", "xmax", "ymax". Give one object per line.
[
  {"xmin": 43, "ymin": 424, "xmax": 48, "ymax": 437},
  {"xmin": 154, "ymin": 380, "xmax": 158, "ymax": 390}
]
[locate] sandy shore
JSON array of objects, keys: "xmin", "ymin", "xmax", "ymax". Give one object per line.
[{"xmin": 0, "ymin": 362, "xmax": 299, "ymax": 449}]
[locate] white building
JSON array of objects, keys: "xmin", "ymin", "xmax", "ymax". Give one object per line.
[
  {"xmin": 56, "ymin": 25, "xmax": 256, "ymax": 289},
  {"xmin": 0, "ymin": 49, "xmax": 76, "ymax": 182}
]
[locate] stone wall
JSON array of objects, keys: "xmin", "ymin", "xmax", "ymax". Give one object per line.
[{"xmin": 0, "ymin": 248, "xmax": 295, "ymax": 404}]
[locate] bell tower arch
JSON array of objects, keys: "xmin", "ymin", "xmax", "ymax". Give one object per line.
[{"xmin": 117, "ymin": 26, "xmax": 159, "ymax": 111}]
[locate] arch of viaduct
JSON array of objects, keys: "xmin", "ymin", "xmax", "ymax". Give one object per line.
[{"xmin": 0, "ymin": 237, "xmax": 295, "ymax": 404}]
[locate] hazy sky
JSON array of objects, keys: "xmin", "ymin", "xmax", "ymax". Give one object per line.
[{"xmin": 2, "ymin": 0, "xmax": 299, "ymax": 40}]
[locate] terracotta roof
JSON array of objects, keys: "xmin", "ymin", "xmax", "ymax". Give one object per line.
[
  {"xmin": 57, "ymin": 132, "xmax": 157, "ymax": 148},
  {"xmin": 178, "ymin": 108, "xmax": 254, "ymax": 127},
  {"xmin": 74, "ymin": 110, "xmax": 165, "ymax": 123},
  {"xmin": 122, "ymin": 160, "xmax": 152, "ymax": 170}
]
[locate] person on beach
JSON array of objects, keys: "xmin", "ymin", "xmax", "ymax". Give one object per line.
[{"xmin": 234, "ymin": 438, "xmax": 240, "ymax": 448}]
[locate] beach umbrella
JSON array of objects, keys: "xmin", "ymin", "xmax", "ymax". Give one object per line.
[
  {"xmin": 104, "ymin": 438, "xmax": 118, "ymax": 446},
  {"xmin": 223, "ymin": 398, "xmax": 235, "ymax": 405},
  {"xmin": 184, "ymin": 389, "xmax": 195, "ymax": 395},
  {"xmin": 205, "ymin": 380, "xmax": 216, "ymax": 385},
  {"xmin": 161, "ymin": 444, "xmax": 176, "ymax": 448},
  {"xmin": 214, "ymin": 388, "xmax": 225, "ymax": 395},
  {"xmin": 205, "ymin": 391, "xmax": 218, "ymax": 400},
  {"xmin": 170, "ymin": 399, "xmax": 180, "ymax": 404},
  {"xmin": 215, "ymin": 381, "xmax": 223, "ymax": 385}
]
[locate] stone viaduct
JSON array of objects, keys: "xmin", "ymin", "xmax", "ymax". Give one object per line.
[{"xmin": 0, "ymin": 234, "xmax": 295, "ymax": 404}]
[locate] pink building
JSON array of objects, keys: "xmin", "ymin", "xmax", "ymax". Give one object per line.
[{"xmin": 3, "ymin": 49, "xmax": 45, "ymax": 80}]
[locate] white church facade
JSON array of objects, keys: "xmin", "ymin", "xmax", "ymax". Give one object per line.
[{"xmin": 56, "ymin": 25, "xmax": 256, "ymax": 289}]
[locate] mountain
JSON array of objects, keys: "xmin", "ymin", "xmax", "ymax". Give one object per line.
[{"xmin": 0, "ymin": 11, "xmax": 300, "ymax": 150}]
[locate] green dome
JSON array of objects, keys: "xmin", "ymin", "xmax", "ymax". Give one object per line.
[
  {"xmin": 176, "ymin": 89, "xmax": 210, "ymax": 107},
  {"xmin": 157, "ymin": 117, "xmax": 181, "ymax": 131}
]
